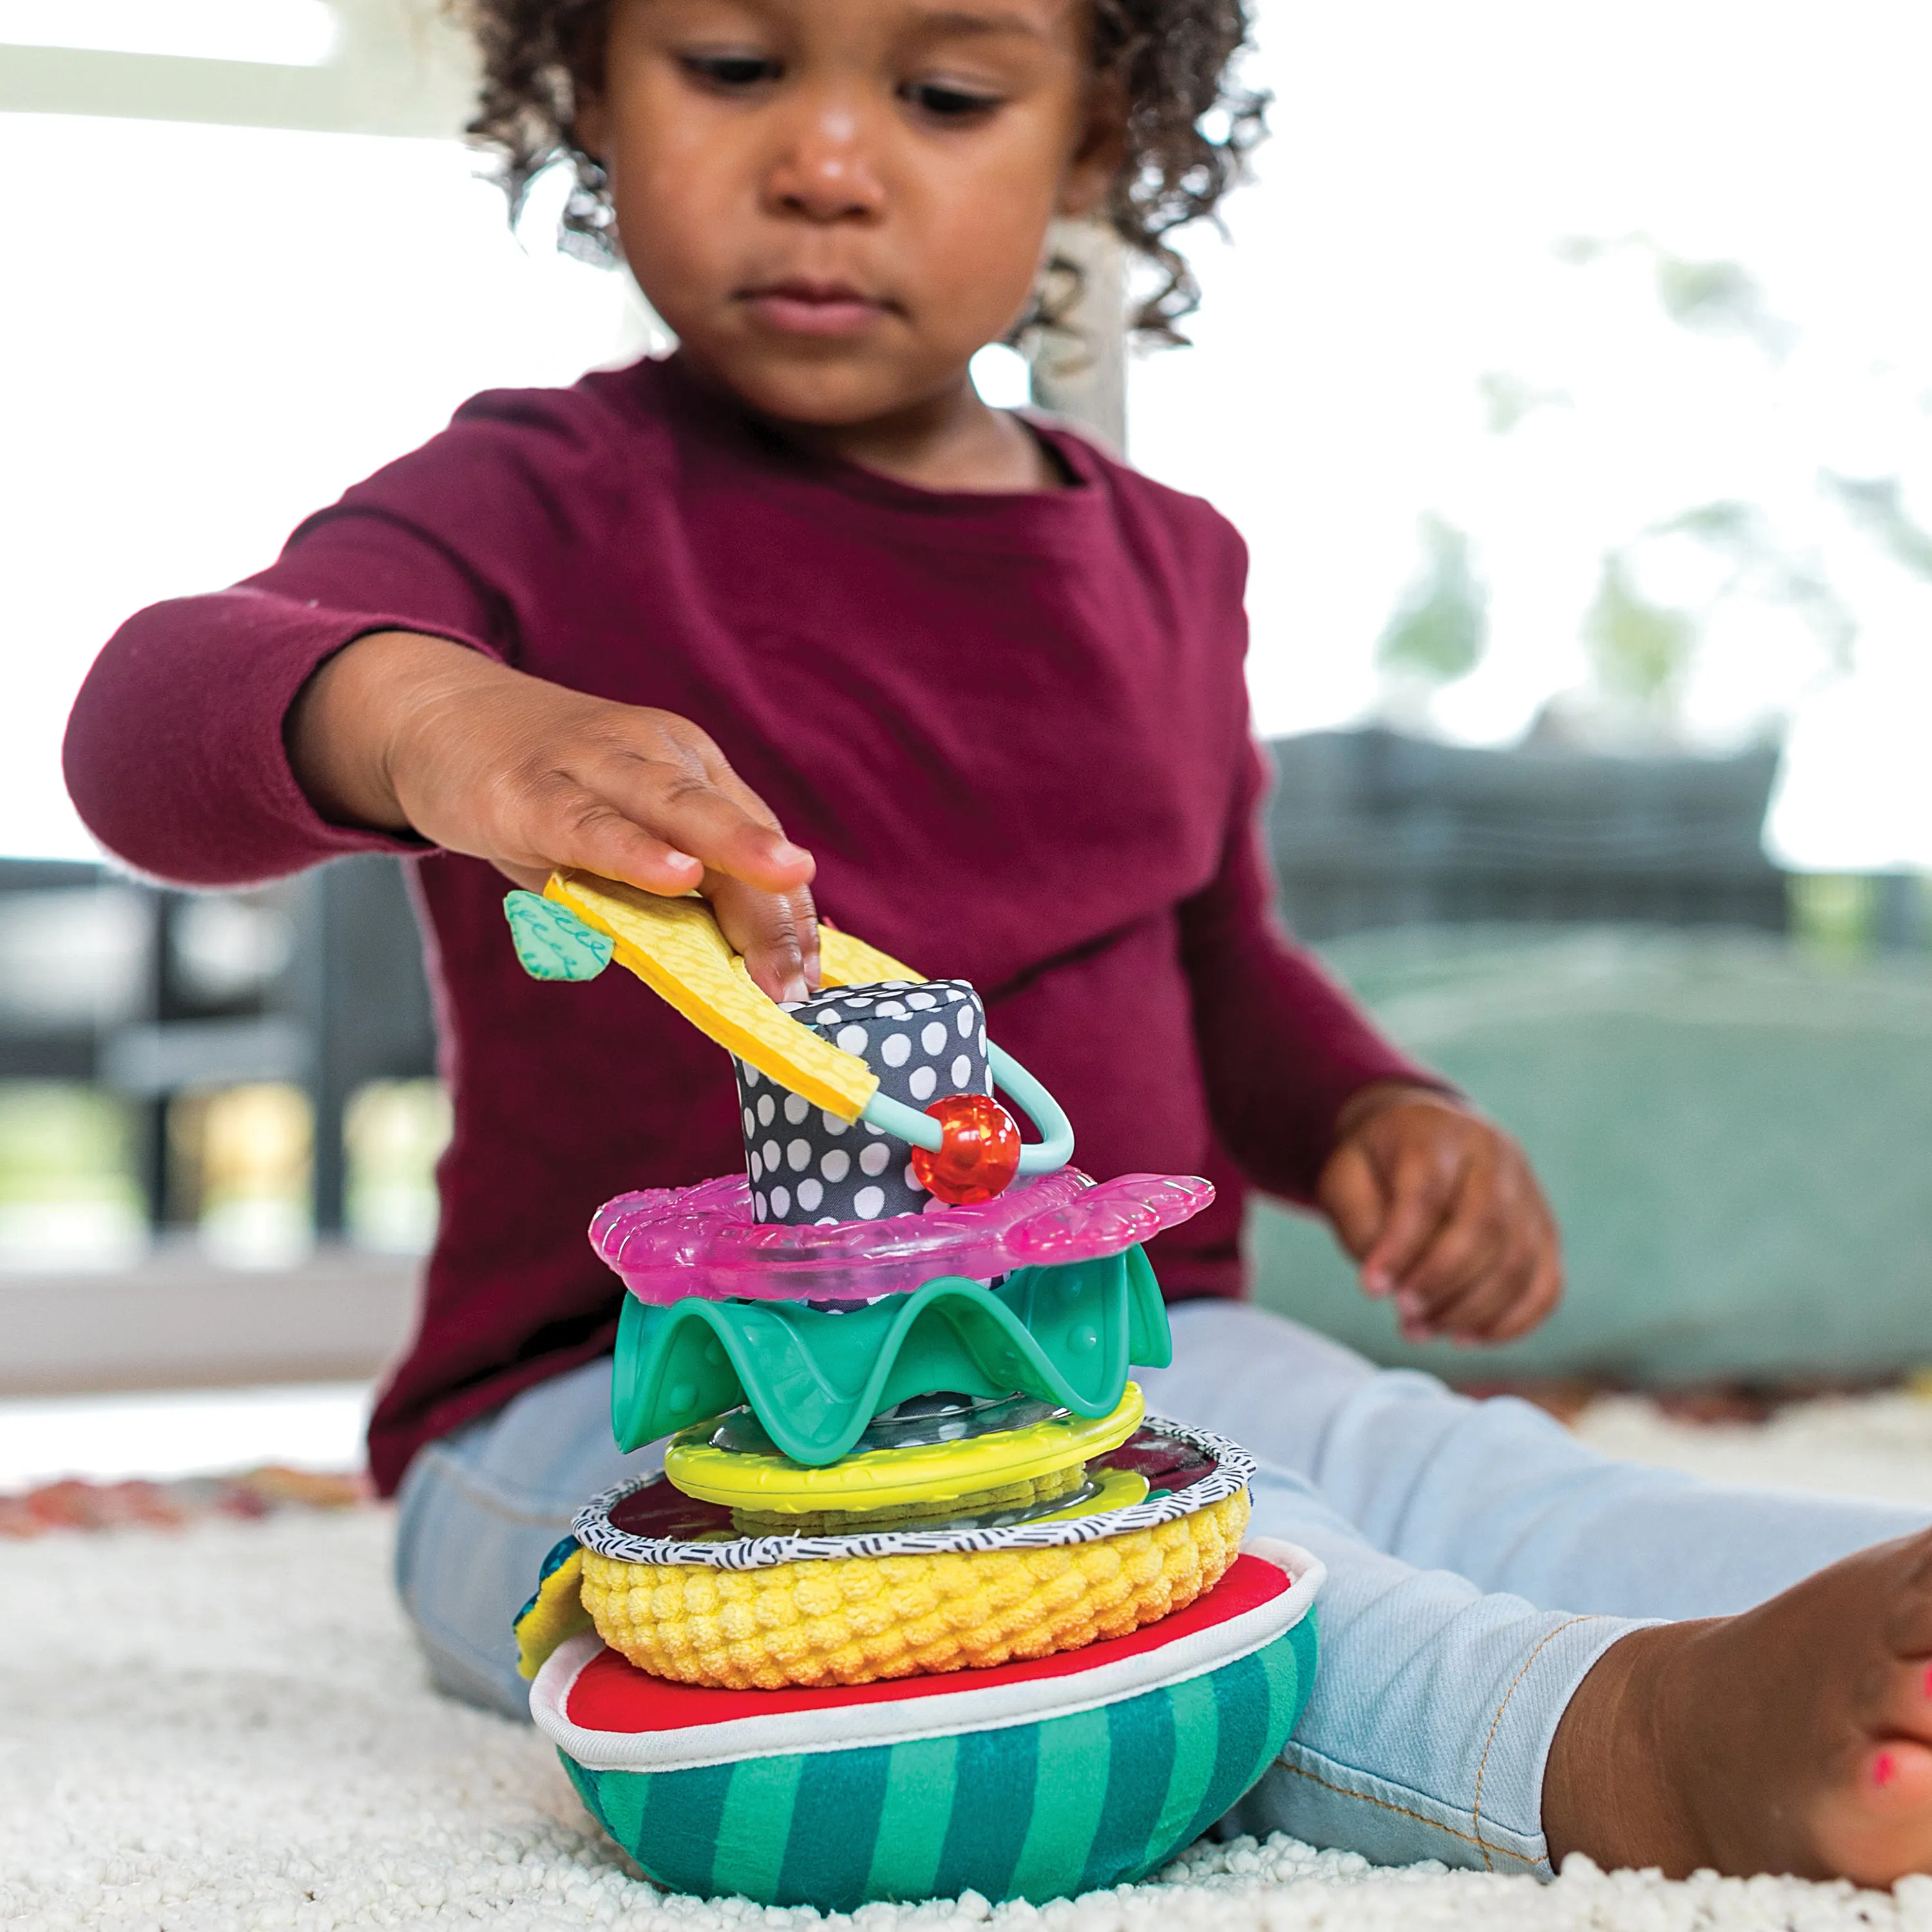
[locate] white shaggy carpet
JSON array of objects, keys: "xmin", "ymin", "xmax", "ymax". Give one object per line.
[{"xmin": 13, "ymin": 1396, "xmax": 1932, "ymax": 1932}]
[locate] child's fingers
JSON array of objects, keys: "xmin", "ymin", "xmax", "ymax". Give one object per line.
[
  {"xmin": 570, "ymin": 706, "xmax": 815, "ymax": 898},
  {"xmin": 1483, "ymin": 1251, "xmax": 1565, "ymax": 1343},
  {"xmin": 521, "ymin": 783, "xmax": 819, "ymax": 1002},
  {"xmin": 1330, "ymin": 1103, "xmax": 1564, "ymax": 1347},
  {"xmin": 519, "ymin": 793, "xmax": 711, "ymax": 897},
  {"xmin": 1358, "ymin": 1138, "xmax": 1463, "ymax": 1296},
  {"xmin": 1399, "ymin": 1167, "xmax": 1515, "ymax": 1306},
  {"xmin": 1394, "ymin": 1236, "xmax": 1509, "ymax": 1341},
  {"xmin": 707, "ymin": 871, "xmax": 819, "ymax": 1005},
  {"xmin": 629, "ymin": 755, "xmax": 820, "ymax": 999},
  {"xmin": 1412, "ymin": 1240, "xmax": 1537, "ymax": 1342},
  {"xmin": 1314, "ymin": 1141, "xmax": 1392, "ymax": 1280},
  {"xmin": 1415, "ymin": 1186, "xmax": 1564, "ymax": 1342},
  {"xmin": 612, "ymin": 768, "xmax": 815, "ymax": 898},
  {"xmin": 508, "ymin": 715, "xmax": 820, "ymax": 1001}
]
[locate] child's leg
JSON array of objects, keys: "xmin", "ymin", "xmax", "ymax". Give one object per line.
[
  {"xmin": 395, "ymin": 1305, "xmax": 1932, "ymax": 1879},
  {"xmin": 393, "ymin": 1356, "xmax": 657, "ymax": 1718},
  {"xmin": 1149, "ymin": 1301, "xmax": 1926, "ymax": 1619},
  {"xmin": 1142, "ymin": 1301, "xmax": 1931, "ymax": 1875}
]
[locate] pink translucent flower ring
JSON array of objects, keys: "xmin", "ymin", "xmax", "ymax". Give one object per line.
[{"xmin": 591, "ymin": 1170, "xmax": 1215, "ymax": 1306}]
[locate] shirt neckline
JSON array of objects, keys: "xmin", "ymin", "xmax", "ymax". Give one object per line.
[{"xmin": 632, "ymin": 352, "xmax": 1115, "ymax": 540}]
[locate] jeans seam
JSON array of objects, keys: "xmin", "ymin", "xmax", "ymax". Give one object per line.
[
  {"xmin": 1471, "ymin": 1613, "xmax": 1601, "ymax": 1871},
  {"xmin": 411, "ymin": 1440, "xmax": 586, "ymax": 1530},
  {"xmin": 1274, "ymin": 1759, "xmax": 1540, "ymax": 1869}
]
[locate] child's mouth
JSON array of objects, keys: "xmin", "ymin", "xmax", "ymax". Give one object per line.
[{"xmin": 740, "ymin": 280, "xmax": 891, "ymax": 337}]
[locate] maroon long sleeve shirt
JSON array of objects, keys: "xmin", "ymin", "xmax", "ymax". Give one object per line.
[{"xmin": 64, "ymin": 354, "xmax": 1432, "ymax": 1493}]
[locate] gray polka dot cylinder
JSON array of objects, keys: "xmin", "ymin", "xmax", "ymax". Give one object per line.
[{"xmin": 734, "ymin": 979, "xmax": 991, "ymax": 1225}]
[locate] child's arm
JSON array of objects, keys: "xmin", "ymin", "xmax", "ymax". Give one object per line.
[
  {"xmin": 285, "ymin": 629, "xmax": 817, "ymax": 1000},
  {"xmin": 64, "ymin": 399, "xmax": 817, "ymax": 1003},
  {"xmin": 1180, "ymin": 743, "xmax": 1562, "ymax": 1347}
]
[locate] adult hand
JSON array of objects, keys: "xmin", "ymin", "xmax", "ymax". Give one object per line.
[
  {"xmin": 287, "ymin": 630, "xmax": 818, "ymax": 1001},
  {"xmin": 1314, "ymin": 1083, "xmax": 1564, "ymax": 1345}
]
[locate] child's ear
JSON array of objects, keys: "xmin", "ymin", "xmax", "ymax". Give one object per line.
[{"xmin": 1057, "ymin": 70, "xmax": 1128, "ymax": 219}]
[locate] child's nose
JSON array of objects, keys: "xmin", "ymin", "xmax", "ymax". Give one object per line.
[{"xmin": 764, "ymin": 100, "xmax": 887, "ymax": 222}]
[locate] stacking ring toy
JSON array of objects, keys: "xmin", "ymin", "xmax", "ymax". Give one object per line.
[{"xmin": 501, "ymin": 871, "xmax": 1321, "ymax": 1906}]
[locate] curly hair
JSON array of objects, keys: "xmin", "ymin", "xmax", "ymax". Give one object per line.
[{"xmin": 457, "ymin": 0, "xmax": 1268, "ymax": 344}]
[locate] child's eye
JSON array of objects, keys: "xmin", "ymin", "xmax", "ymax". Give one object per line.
[
  {"xmin": 679, "ymin": 52, "xmax": 784, "ymax": 91},
  {"xmin": 902, "ymin": 80, "xmax": 1003, "ymax": 122}
]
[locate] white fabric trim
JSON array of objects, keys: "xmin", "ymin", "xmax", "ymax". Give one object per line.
[{"xmin": 531, "ymin": 1537, "xmax": 1323, "ymax": 1774}]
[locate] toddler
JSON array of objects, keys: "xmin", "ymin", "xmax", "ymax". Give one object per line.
[{"xmin": 64, "ymin": 0, "xmax": 1932, "ymax": 1888}]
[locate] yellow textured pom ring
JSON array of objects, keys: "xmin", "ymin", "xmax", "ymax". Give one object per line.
[
  {"xmin": 562, "ymin": 1416, "xmax": 1256, "ymax": 1690},
  {"xmin": 582, "ymin": 1488, "xmax": 1248, "ymax": 1690}
]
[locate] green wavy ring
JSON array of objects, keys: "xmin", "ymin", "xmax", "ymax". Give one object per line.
[{"xmin": 610, "ymin": 1247, "xmax": 1173, "ymax": 1466}]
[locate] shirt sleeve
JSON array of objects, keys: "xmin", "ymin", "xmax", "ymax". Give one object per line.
[
  {"xmin": 62, "ymin": 506, "xmax": 506, "ymax": 889},
  {"xmin": 1178, "ymin": 738, "xmax": 1452, "ymax": 1204}
]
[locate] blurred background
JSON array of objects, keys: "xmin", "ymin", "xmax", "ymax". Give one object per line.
[{"xmin": 2, "ymin": 0, "xmax": 1929, "ymax": 1493}]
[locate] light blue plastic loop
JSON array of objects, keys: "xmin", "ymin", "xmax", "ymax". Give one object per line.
[
  {"xmin": 858, "ymin": 1042, "xmax": 1074, "ymax": 1175},
  {"xmin": 992, "ymin": 1044, "xmax": 1076, "ymax": 1173},
  {"xmin": 861, "ymin": 1092, "xmax": 945, "ymax": 1150}
]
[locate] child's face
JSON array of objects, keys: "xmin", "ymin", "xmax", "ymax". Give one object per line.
[{"xmin": 581, "ymin": 0, "xmax": 1116, "ymax": 426}]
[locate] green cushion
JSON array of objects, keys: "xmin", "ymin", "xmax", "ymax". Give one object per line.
[{"xmin": 1251, "ymin": 925, "xmax": 1932, "ymax": 1384}]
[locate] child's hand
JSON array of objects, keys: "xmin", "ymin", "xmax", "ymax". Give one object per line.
[
  {"xmin": 1314, "ymin": 1083, "xmax": 1563, "ymax": 1345},
  {"xmin": 287, "ymin": 630, "xmax": 818, "ymax": 1001}
]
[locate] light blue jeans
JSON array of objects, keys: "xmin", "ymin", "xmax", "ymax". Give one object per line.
[{"xmin": 394, "ymin": 1299, "xmax": 1928, "ymax": 1875}]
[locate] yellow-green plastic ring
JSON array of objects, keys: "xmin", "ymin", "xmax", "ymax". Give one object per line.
[
  {"xmin": 664, "ymin": 1382, "xmax": 1145, "ymax": 1514},
  {"xmin": 1027, "ymin": 1463, "xmax": 1150, "ymax": 1525}
]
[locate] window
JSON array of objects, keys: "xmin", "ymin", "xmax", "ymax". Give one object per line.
[
  {"xmin": 1128, "ymin": 0, "xmax": 1932, "ymax": 868},
  {"xmin": 2, "ymin": 111, "xmax": 656, "ymax": 862},
  {"xmin": 0, "ymin": 1, "xmax": 336, "ymax": 66}
]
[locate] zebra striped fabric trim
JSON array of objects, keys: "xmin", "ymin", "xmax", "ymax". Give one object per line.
[{"xmin": 572, "ymin": 1415, "xmax": 1253, "ymax": 1570}]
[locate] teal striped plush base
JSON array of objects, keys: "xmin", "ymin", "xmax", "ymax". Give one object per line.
[{"xmin": 560, "ymin": 1611, "xmax": 1314, "ymax": 1908}]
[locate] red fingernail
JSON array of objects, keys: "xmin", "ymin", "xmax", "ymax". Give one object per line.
[
  {"xmin": 1873, "ymin": 1752, "xmax": 1898, "ymax": 1789},
  {"xmin": 1922, "ymin": 1662, "xmax": 1932, "ymax": 1700}
]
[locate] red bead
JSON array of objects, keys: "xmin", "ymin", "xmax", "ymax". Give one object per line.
[{"xmin": 910, "ymin": 1092, "xmax": 1023, "ymax": 1206}]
